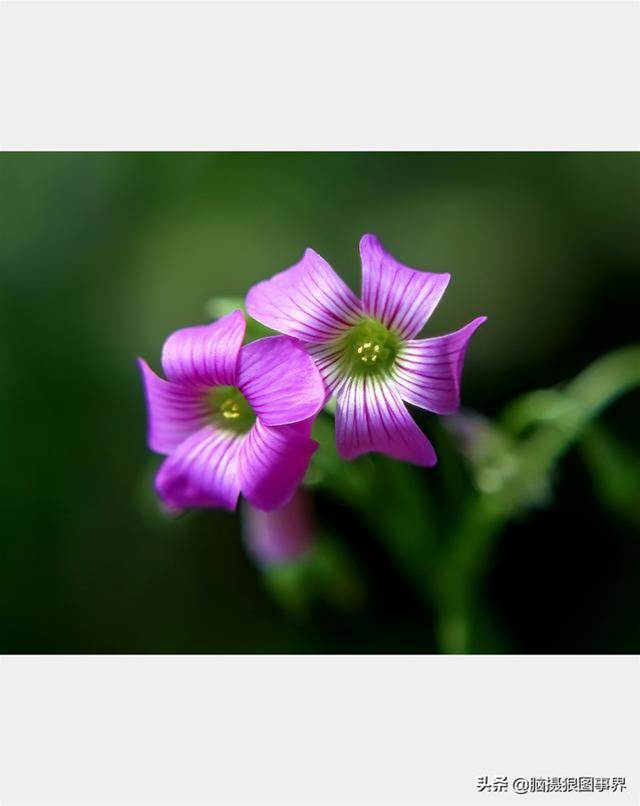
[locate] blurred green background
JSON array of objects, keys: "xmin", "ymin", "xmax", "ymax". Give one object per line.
[{"xmin": 1, "ymin": 152, "xmax": 639, "ymax": 653}]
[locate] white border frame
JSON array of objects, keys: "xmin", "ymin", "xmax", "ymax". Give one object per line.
[
  {"xmin": 1, "ymin": 655, "xmax": 639, "ymax": 805},
  {"xmin": 1, "ymin": 1, "xmax": 639, "ymax": 150}
]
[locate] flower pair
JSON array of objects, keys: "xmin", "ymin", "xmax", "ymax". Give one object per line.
[{"xmin": 139, "ymin": 234, "xmax": 486, "ymax": 512}]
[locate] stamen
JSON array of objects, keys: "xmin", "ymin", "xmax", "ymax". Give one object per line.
[
  {"xmin": 333, "ymin": 317, "xmax": 402, "ymax": 379},
  {"xmin": 356, "ymin": 340, "xmax": 384, "ymax": 365},
  {"xmin": 206, "ymin": 386, "xmax": 256, "ymax": 433},
  {"xmin": 220, "ymin": 400, "xmax": 241, "ymax": 419}
]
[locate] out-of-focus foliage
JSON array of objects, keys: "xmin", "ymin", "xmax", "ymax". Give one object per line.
[{"xmin": 1, "ymin": 153, "xmax": 639, "ymax": 653}]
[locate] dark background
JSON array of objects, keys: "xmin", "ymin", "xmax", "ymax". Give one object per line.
[{"xmin": 1, "ymin": 152, "xmax": 639, "ymax": 653}]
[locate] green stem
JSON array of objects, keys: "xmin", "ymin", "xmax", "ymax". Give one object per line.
[
  {"xmin": 311, "ymin": 417, "xmax": 438, "ymax": 606},
  {"xmin": 580, "ymin": 425, "xmax": 640, "ymax": 530},
  {"xmin": 434, "ymin": 344, "xmax": 640, "ymax": 652}
]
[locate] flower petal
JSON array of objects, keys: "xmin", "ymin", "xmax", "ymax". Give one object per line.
[
  {"xmin": 245, "ymin": 248, "xmax": 361, "ymax": 343},
  {"xmin": 238, "ymin": 336, "xmax": 326, "ymax": 426},
  {"xmin": 155, "ymin": 425, "xmax": 242, "ymax": 511},
  {"xmin": 137, "ymin": 358, "xmax": 208, "ymax": 455},
  {"xmin": 393, "ymin": 317, "xmax": 487, "ymax": 415},
  {"xmin": 360, "ymin": 234, "xmax": 450, "ymax": 339},
  {"xmin": 335, "ymin": 375, "xmax": 437, "ymax": 466},
  {"xmin": 238, "ymin": 418, "xmax": 319, "ymax": 511},
  {"xmin": 161, "ymin": 309, "xmax": 245, "ymax": 389},
  {"xmin": 306, "ymin": 342, "xmax": 350, "ymax": 396}
]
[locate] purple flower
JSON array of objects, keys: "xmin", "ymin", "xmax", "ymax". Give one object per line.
[
  {"xmin": 246, "ymin": 234, "xmax": 486, "ymax": 466},
  {"xmin": 138, "ymin": 310, "xmax": 325, "ymax": 512},
  {"xmin": 241, "ymin": 490, "xmax": 314, "ymax": 566}
]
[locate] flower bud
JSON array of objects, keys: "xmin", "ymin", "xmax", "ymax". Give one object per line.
[{"xmin": 242, "ymin": 490, "xmax": 314, "ymax": 567}]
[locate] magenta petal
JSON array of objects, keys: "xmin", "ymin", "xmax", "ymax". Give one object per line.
[
  {"xmin": 238, "ymin": 336, "xmax": 326, "ymax": 426},
  {"xmin": 307, "ymin": 342, "xmax": 349, "ymax": 395},
  {"xmin": 394, "ymin": 317, "xmax": 487, "ymax": 415},
  {"xmin": 161, "ymin": 309, "xmax": 245, "ymax": 389},
  {"xmin": 137, "ymin": 358, "xmax": 208, "ymax": 455},
  {"xmin": 360, "ymin": 234, "xmax": 450, "ymax": 339},
  {"xmin": 155, "ymin": 425, "xmax": 242, "ymax": 511},
  {"xmin": 238, "ymin": 419, "xmax": 319, "ymax": 511},
  {"xmin": 335, "ymin": 376, "xmax": 437, "ymax": 467},
  {"xmin": 245, "ymin": 248, "xmax": 361, "ymax": 343}
]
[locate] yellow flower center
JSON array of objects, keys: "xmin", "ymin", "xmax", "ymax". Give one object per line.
[
  {"xmin": 333, "ymin": 317, "xmax": 402, "ymax": 378},
  {"xmin": 220, "ymin": 399, "xmax": 242, "ymax": 419},
  {"xmin": 206, "ymin": 386, "xmax": 255, "ymax": 433},
  {"xmin": 356, "ymin": 341, "xmax": 382, "ymax": 364}
]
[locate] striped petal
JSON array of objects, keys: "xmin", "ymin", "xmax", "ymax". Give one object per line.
[
  {"xmin": 360, "ymin": 234, "xmax": 450, "ymax": 339},
  {"xmin": 335, "ymin": 375, "xmax": 437, "ymax": 467},
  {"xmin": 155, "ymin": 425, "xmax": 242, "ymax": 511},
  {"xmin": 161, "ymin": 309, "xmax": 245, "ymax": 389},
  {"xmin": 137, "ymin": 358, "xmax": 208, "ymax": 455},
  {"xmin": 393, "ymin": 317, "xmax": 487, "ymax": 414},
  {"xmin": 238, "ymin": 336, "xmax": 326, "ymax": 426},
  {"xmin": 238, "ymin": 418, "xmax": 319, "ymax": 511},
  {"xmin": 245, "ymin": 248, "xmax": 361, "ymax": 343},
  {"xmin": 307, "ymin": 342, "xmax": 349, "ymax": 395}
]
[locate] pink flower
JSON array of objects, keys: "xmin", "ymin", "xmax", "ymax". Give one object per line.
[
  {"xmin": 138, "ymin": 311, "xmax": 325, "ymax": 511},
  {"xmin": 246, "ymin": 235, "xmax": 486, "ymax": 466}
]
